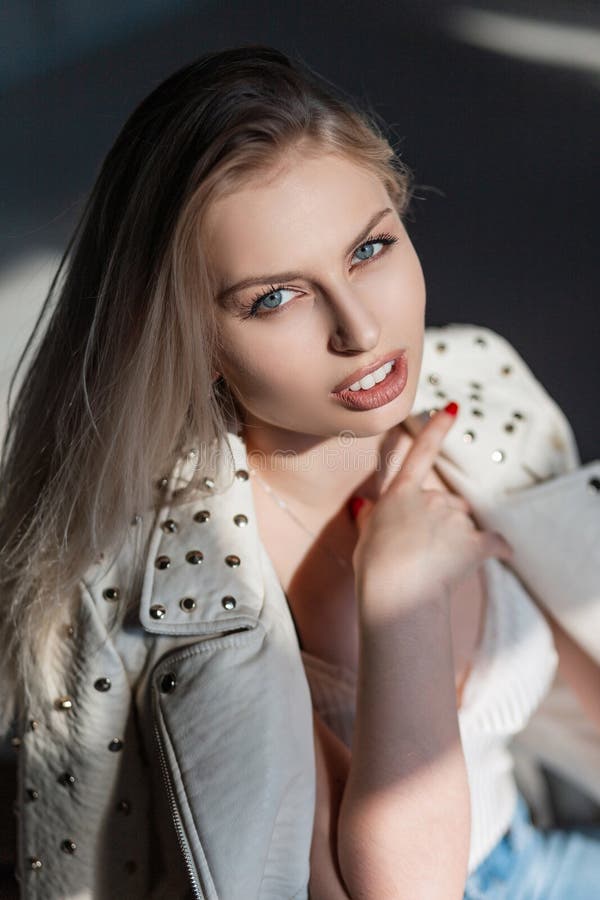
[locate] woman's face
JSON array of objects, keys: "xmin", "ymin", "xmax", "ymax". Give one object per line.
[{"xmin": 206, "ymin": 150, "xmax": 426, "ymax": 441}]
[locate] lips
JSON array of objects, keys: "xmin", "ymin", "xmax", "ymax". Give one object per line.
[
  {"xmin": 331, "ymin": 351, "xmax": 408, "ymax": 411},
  {"xmin": 331, "ymin": 348, "xmax": 405, "ymax": 393}
]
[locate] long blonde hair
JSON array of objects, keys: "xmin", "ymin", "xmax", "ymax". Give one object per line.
[{"xmin": 0, "ymin": 44, "xmax": 414, "ymax": 734}]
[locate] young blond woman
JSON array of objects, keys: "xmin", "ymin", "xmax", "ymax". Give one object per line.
[{"xmin": 1, "ymin": 44, "xmax": 600, "ymax": 900}]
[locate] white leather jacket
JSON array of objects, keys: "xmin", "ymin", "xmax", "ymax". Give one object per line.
[{"xmin": 14, "ymin": 323, "xmax": 600, "ymax": 899}]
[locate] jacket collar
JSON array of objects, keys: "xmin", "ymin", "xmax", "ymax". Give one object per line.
[{"xmin": 138, "ymin": 430, "xmax": 267, "ymax": 635}]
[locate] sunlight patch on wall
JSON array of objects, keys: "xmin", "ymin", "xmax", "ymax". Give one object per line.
[
  {"xmin": 446, "ymin": 7, "xmax": 600, "ymax": 77},
  {"xmin": 0, "ymin": 250, "xmax": 61, "ymax": 440}
]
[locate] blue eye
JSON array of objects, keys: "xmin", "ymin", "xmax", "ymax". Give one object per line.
[
  {"xmin": 239, "ymin": 230, "xmax": 398, "ymax": 320},
  {"xmin": 352, "ymin": 238, "xmax": 387, "ymax": 263},
  {"xmin": 248, "ymin": 286, "xmax": 297, "ymax": 315}
]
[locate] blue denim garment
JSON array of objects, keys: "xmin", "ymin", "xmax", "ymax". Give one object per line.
[{"xmin": 463, "ymin": 792, "xmax": 600, "ymax": 899}]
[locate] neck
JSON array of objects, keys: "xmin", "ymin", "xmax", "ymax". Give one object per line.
[{"xmin": 239, "ymin": 416, "xmax": 398, "ymax": 515}]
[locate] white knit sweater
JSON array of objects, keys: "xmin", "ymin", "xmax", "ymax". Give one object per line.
[{"xmin": 300, "ymin": 555, "xmax": 559, "ymax": 874}]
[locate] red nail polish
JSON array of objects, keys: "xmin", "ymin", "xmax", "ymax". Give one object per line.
[
  {"xmin": 348, "ymin": 496, "xmax": 366, "ymax": 520},
  {"xmin": 443, "ymin": 401, "xmax": 459, "ymax": 417}
]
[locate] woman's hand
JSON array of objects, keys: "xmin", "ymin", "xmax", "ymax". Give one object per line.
[{"xmin": 350, "ymin": 402, "xmax": 514, "ymax": 624}]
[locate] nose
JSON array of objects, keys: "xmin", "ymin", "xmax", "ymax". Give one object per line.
[{"xmin": 326, "ymin": 288, "xmax": 381, "ymax": 354}]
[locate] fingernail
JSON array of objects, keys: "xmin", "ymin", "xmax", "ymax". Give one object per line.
[
  {"xmin": 348, "ymin": 496, "xmax": 367, "ymax": 520},
  {"xmin": 443, "ymin": 401, "xmax": 459, "ymax": 417}
]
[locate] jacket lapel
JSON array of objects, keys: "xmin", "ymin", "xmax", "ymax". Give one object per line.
[{"xmin": 138, "ymin": 432, "xmax": 265, "ymax": 637}]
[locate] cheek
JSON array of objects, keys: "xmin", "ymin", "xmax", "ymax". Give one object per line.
[
  {"xmin": 403, "ymin": 245, "xmax": 425, "ymax": 314},
  {"xmin": 376, "ymin": 251, "xmax": 425, "ymax": 319},
  {"xmin": 217, "ymin": 334, "xmax": 303, "ymax": 401},
  {"xmin": 405, "ymin": 241, "xmax": 426, "ymax": 301}
]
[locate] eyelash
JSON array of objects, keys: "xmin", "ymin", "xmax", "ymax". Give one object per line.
[{"xmin": 237, "ymin": 230, "xmax": 399, "ymax": 320}]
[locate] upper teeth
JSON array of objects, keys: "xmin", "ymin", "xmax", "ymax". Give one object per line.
[{"xmin": 348, "ymin": 360, "xmax": 394, "ymax": 391}]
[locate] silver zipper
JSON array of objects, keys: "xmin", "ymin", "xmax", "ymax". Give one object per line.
[{"xmin": 152, "ymin": 716, "xmax": 204, "ymax": 900}]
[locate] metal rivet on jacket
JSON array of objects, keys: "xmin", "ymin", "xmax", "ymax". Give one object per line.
[
  {"xmin": 150, "ymin": 604, "xmax": 166, "ymax": 620},
  {"xmin": 222, "ymin": 596, "xmax": 237, "ymax": 610},
  {"xmin": 472, "ymin": 408, "xmax": 484, "ymax": 417},
  {"xmin": 58, "ymin": 772, "xmax": 76, "ymax": 787},
  {"xmin": 194, "ymin": 509, "xmax": 211, "ymax": 523},
  {"xmin": 501, "ymin": 365, "xmax": 513, "ymax": 375},
  {"xmin": 26, "ymin": 788, "xmax": 39, "ymax": 801},
  {"xmin": 159, "ymin": 672, "xmax": 177, "ymax": 694},
  {"xmin": 29, "ymin": 858, "xmax": 42, "ymax": 870},
  {"xmin": 161, "ymin": 519, "xmax": 178, "ymax": 534},
  {"xmin": 435, "ymin": 342, "xmax": 446, "ymax": 352},
  {"xmin": 94, "ymin": 677, "xmax": 112, "ymax": 692},
  {"xmin": 155, "ymin": 555, "xmax": 171, "ymax": 570},
  {"xmin": 235, "ymin": 469, "xmax": 249, "ymax": 481},
  {"xmin": 61, "ymin": 839, "xmax": 77, "ymax": 854},
  {"xmin": 179, "ymin": 597, "xmax": 196, "ymax": 612},
  {"xmin": 108, "ymin": 738, "xmax": 124, "ymax": 752},
  {"xmin": 29, "ymin": 719, "xmax": 39, "ymax": 731},
  {"xmin": 491, "ymin": 450, "xmax": 506, "ymax": 463},
  {"xmin": 185, "ymin": 550, "xmax": 204, "ymax": 565},
  {"xmin": 475, "ymin": 336, "xmax": 487, "ymax": 346},
  {"xmin": 103, "ymin": 587, "xmax": 120, "ymax": 601},
  {"xmin": 55, "ymin": 697, "xmax": 73, "ymax": 711},
  {"xmin": 202, "ymin": 476, "xmax": 215, "ymax": 490},
  {"xmin": 427, "ymin": 373, "xmax": 440, "ymax": 385},
  {"xmin": 463, "ymin": 431, "xmax": 476, "ymax": 443},
  {"xmin": 469, "ymin": 381, "xmax": 483, "ymax": 390},
  {"xmin": 225, "ymin": 554, "xmax": 240, "ymax": 568},
  {"xmin": 588, "ymin": 477, "xmax": 600, "ymax": 493},
  {"xmin": 233, "ymin": 514, "xmax": 248, "ymax": 527}
]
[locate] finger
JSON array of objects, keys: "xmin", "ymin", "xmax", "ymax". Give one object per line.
[
  {"xmin": 443, "ymin": 493, "xmax": 472, "ymax": 514},
  {"xmin": 349, "ymin": 486, "xmax": 470, "ymax": 529},
  {"xmin": 479, "ymin": 529, "xmax": 514, "ymax": 563},
  {"xmin": 349, "ymin": 495, "xmax": 373, "ymax": 531},
  {"xmin": 421, "ymin": 487, "xmax": 469, "ymax": 510},
  {"xmin": 387, "ymin": 402, "xmax": 460, "ymax": 491}
]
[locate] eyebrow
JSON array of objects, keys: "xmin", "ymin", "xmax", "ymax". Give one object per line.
[{"xmin": 216, "ymin": 206, "xmax": 394, "ymax": 305}]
